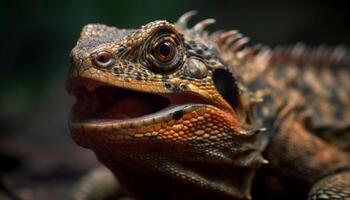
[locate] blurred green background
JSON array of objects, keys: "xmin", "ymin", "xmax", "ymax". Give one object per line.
[{"xmin": 0, "ymin": 0, "xmax": 349, "ymax": 199}]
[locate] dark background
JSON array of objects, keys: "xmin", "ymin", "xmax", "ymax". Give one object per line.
[{"xmin": 1, "ymin": 0, "xmax": 349, "ymax": 199}]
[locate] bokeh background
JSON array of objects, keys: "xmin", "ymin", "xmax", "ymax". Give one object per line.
[{"xmin": 1, "ymin": 0, "xmax": 349, "ymax": 199}]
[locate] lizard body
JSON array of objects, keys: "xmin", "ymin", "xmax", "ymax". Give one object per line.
[{"xmin": 67, "ymin": 11, "xmax": 350, "ymax": 200}]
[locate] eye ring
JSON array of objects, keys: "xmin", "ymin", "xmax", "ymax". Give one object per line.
[
  {"xmin": 146, "ymin": 35, "xmax": 183, "ymax": 73},
  {"xmin": 143, "ymin": 28, "xmax": 185, "ymax": 74},
  {"xmin": 92, "ymin": 51, "xmax": 115, "ymax": 68}
]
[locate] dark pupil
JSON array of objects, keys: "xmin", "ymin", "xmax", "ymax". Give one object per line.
[
  {"xmin": 98, "ymin": 53, "xmax": 110, "ymax": 63},
  {"xmin": 159, "ymin": 43, "xmax": 171, "ymax": 57}
]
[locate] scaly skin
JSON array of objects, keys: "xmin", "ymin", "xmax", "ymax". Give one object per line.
[{"xmin": 67, "ymin": 11, "xmax": 350, "ymax": 200}]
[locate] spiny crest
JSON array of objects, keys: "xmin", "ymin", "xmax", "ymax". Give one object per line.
[
  {"xmin": 210, "ymin": 29, "xmax": 271, "ymax": 63},
  {"xmin": 193, "ymin": 18, "xmax": 216, "ymax": 33},
  {"xmin": 176, "ymin": 11, "xmax": 267, "ymax": 63},
  {"xmin": 213, "ymin": 31, "xmax": 349, "ymax": 70},
  {"xmin": 177, "ymin": 10, "xmax": 198, "ymax": 28},
  {"xmin": 270, "ymin": 43, "xmax": 350, "ymax": 67},
  {"xmin": 177, "ymin": 10, "xmax": 216, "ymax": 34}
]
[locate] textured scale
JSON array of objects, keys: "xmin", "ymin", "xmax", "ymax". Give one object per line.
[{"xmin": 67, "ymin": 11, "xmax": 350, "ymax": 200}]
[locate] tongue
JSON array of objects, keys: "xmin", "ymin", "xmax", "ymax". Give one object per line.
[
  {"xmin": 96, "ymin": 95, "xmax": 157, "ymax": 119},
  {"xmin": 74, "ymin": 87, "xmax": 102, "ymax": 116}
]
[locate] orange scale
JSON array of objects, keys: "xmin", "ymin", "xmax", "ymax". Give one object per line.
[
  {"xmin": 161, "ymin": 123, "xmax": 168, "ymax": 129},
  {"xmin": 191, "ymin": 112, "xmax": 199, "ymax": 118},
  {"xmin": 198, "ymin": 116, "xmax": 204, "ymax": 121},
  {"xmin": 182, "ymin": 114, "xmax": 192, "ymax": 120},
  {"xmin": 183, "ymin": 120, "xmax": 190, "ymax": 125},
  {"xmin": 153, "ymin": 123, "xmax": 162, "ymax": 130},
  {"xmin": 190, "ymin": 118, "xmax": 198, "ymax": 123}
]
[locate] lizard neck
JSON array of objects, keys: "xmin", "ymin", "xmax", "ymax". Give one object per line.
[{"xmin": 96, "ymin": 150, "xmax": 257, "ymax": 200}]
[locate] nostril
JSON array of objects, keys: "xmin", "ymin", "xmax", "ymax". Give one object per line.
[
  {"xmin": 70, "ymin": 53, "xmax": 82, "ymax": 69},
  {"xmin": 93, "ymin": 51, "xmax": 115, "ymax": 68}
]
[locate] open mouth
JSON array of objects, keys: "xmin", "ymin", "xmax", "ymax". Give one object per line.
[
  {"xmin": 67, "ymin": 77, "xmax": 218, "ymax": 124},
  {"xmin": 73, "ymin": 85, "xmax": 172, "ymax": 120},
  {"xmin": 68, "ymin": 78, "xmax": 171, "ymax": 121}
]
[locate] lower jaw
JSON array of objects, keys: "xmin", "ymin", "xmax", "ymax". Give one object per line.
[
  {"xmin": 70, "ymin": 103, "xmax": 211, "ymax": 130},
  {"xmin": 69, "ymin": 103, "xmax": 244, "ymax": 151},
  {"xmin": 69, "ymin": 103, "xmax": 219, "ymax": 149}
]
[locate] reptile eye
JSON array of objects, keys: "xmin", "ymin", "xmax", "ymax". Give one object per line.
[
  {"xmin": 93, "ymin": 51, "xmax": 115, "ymax": 68},
  {"xmin": 145, "ymin": 30, "xmax": 184, "ymax": 73},
  {"xmin": 153, "ymin": 41, "xmax": 176, "ymax": 63}
]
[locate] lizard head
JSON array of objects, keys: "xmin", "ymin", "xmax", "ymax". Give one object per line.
[{"xmin": 67, "ymin": 11, "xmax": 266, "ymax": 199}]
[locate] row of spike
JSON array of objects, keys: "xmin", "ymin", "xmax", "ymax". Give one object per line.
[
  {"xmin": 212, "ymin": 34, "xmax": 349, "ymax": 67},
  {"xmin": 177, "ymin": 10, "xmax": 253, "ymax": 53},
  {"xmin": 177, "ymin": 11, "xmax": 349, "ymax": 67},
  {"xmin": 177, "ymin": 11, "xmax": 266, "ymax": 61},
  {"xmin": 177, "ymin": 10, "xmax": 216, "ymax": 33},
  {"xmin": 269, "ymin": 43, "xmax": 349, "ymax": 67}
]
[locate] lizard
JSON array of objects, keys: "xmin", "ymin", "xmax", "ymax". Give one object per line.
[{"xmin": 66, "ymin": 11, "xmax": 350, "ymax": 200}]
